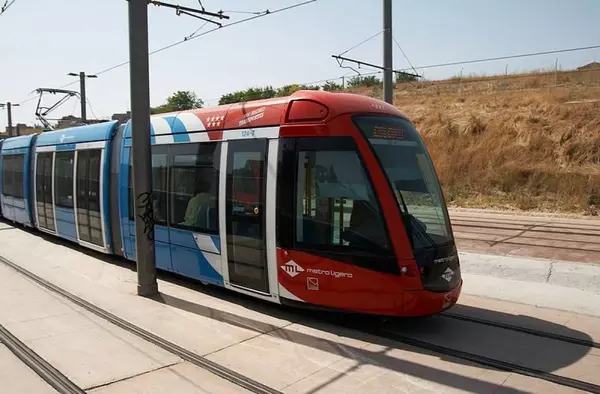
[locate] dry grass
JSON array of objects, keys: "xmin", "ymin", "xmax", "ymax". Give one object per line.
[{"xmin": 353, "ymin": 69, "xmax": 600, "ymax": 215}]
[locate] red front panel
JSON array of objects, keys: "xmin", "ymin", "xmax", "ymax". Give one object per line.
[
  {"xmin": 277, "ymin": 248, "xmax": 404, "ymax": 316},
  {"xmin": 402, "ymin": 281, "xmax": 463, "ymax": 316}
]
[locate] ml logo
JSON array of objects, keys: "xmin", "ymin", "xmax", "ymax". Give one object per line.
[{"xmin": 281, "ymin": 260, "xmax": 304, "ymax": 278}]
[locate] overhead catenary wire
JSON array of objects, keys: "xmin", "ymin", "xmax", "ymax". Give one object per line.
[
  {"xmin": 185, "ymin": 16, "xmax": 214, "ymax": 40},
  {"xmin": 17, "ymin": 40, "xmax": 599, "ymax": 110},
  {"xmin": 220, "ymin": 9, "xmax": 269, "ymax": 15},
  {"xmin": 298, "ymin": 43, "xmax": 600, "ymax": 96},
  {"xmin": 85, "ymin": 97, "xmax": 99, "ymax": 120},
  {"xmin": 107, "ymin": 42, "xmax": 600, "ymax": 105},
  {"xmin": 338, "ymin": 30, "xmax": 383, "ymax": 56},
  {"xmin": 203, "ymin": 59, "xmax": 600, "ymax": 106},
  {"xmin": 70, "ymin": 97, "xmax": 79, "ymax": 118},
  {"xmin": 392, "ymin": 35, "xmax": 418, "ymax": 76},
  {"xmin": 11, "ymin": 5, "xmax": 597, "ymax": 113},
  {"xmin": 16, "ymin": 0, "xmax": 318, "ymax": 106},
  {"xmin": 0, "ymin": 0, "xmax": 17, "ymax": 15},
  {"xmin": 396, "ymin": 44, "xmax": 600, "ymax": 72}
]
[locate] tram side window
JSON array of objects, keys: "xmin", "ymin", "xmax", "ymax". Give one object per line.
[
  {"xmin": 2, "ymin": 156, "xmax": 13, "ymax": 196},
  {"xmin": 54, "ymin": 152, "xmax": 74, "ymax": 208},
  {"xmin": 2, "ymin": 155, "xmax": 25, "ymax": 198},
  {"xmin": 128, "ymin": 146, "xmax": 168, "ymax": 225},
  {"xmin": 13, "ymin": 155, "xmax": 25, "ymax": 198},
  {"xmin": 169, "ymin": 142, "xmax": 220, "ymax": 234},
  {"xmin": 2, "ymin": 156, "xmax": 12, "ymax": 196},
  {"xmin": 295, "ymin": 148, "xmax": 390, "ymax": 253}
]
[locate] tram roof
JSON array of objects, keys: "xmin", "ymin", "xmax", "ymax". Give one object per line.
[
  {"xmin": 0, "ymin": 134, "xmax": 36, "ymax": 152},
  {"xmin": 123, "ymin": 90, "xmax": 407, "ymax": 138},
  {"xmin": 35, "ymin": 121, "xmax": 118, "ymax": 147}
]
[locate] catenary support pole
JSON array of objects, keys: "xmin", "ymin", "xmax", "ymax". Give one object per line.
[
  {"xmin": 128, "ymin": 0, "xmax": 158, "ymax": 296},
  {"xmin": 383, "ymin": 0, "xmax": 393, "ymax": 104},
  {"xmin": 79, "ymin": 72, "xmax": 87, "ymax": 122},
  {"xmin": 7, "ymin": 102, "xmax": 13, "ymax": 137},
  {"xmin": 0, "ymin": 102, "xmax": 18, "ymax": 136}
]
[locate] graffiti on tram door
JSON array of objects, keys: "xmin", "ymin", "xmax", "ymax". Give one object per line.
[{"xmin": 136, "ymin": 191, "xmax": 155, "ymax": 241}]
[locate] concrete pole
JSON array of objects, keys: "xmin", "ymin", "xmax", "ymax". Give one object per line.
[
  {"xmin": 79, "ymin": 72, "xmax": 87, "ymax": 122},
  {"xmin": 383, "ymin": 0, "xmax": 393, "ymax": 104},
  {"xmin": 7, "ymin": 102, "xmax": 13, "ymax": 137},
  {"xmin": 128, "ymin": 0, "xmax": 158, "ymax": 297}
]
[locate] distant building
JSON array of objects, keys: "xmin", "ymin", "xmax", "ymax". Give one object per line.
[
  {"xmin": 54, "ymin": 116, "xmax": 109, "ymax": 130},
  {"xmin": 3, "ymin": 123, "xmax": 44, "ymax": 136},
  {"xmin": 577, "ymin": 62, "xmax": 600, "ymax": 71},
  {"xmin": 111, "ymin": 111, "xmax": 131, "ymax": 124},
  {"xmin": 56, "ymin": 115, "xmax": 81, "ymax": 130}
]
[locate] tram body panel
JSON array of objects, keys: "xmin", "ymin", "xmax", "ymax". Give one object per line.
[
  {"xmin": 0, "ymin": 135, "xmax": 36, "ymax": 227},
  {"xmin": 277, "ymin": 248, "xmax": 404, "ymax": 315},
  {"xmin": 33, "ymin": 122, "xmax": 117, "ymax": 254}
]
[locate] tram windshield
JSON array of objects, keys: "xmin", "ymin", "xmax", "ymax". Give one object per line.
[{"xmin": 353, "ymin": 114, "xmax": 453, "ymax": 250}]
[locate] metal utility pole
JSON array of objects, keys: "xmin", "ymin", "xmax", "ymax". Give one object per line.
[
  {"xmin": 383, "ymin": 0, "xmax": 393, "ymax": 104},
  {"xmin": 128, "ymin": 0, "xmax": 158, "ymax": 297},
  {"xmin": 68, "ymin": 72, "xmax": 97, "ymax": 123},
  {"xmin": 7, "ymin": 103, "xmax": 13, "ymax": 136},
  {"xmin": 0, "ymin": 102, "xmax": 20, "ymax": 137},
  {"xmin": 124, "ymin": 0, "xmax": 227, "ymax": 297}
]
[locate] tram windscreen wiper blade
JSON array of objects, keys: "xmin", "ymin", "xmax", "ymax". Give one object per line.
[
  {"xmin": 396, "ymin": 190, "xmax": 438, "ymax": 250},
  {"xmin": 408, "ymin": 214, "xmax": 437, "ymax": 249}
]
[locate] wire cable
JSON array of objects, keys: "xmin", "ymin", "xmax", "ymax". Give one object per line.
[
  {"xmin": 396, "ymin": 44, "xmax": 600, "ymax": 72},
  {"xmin": 85, "ymin": 98, "xmax": 99, "ymax": 120},
  {"xmin": 220, "ymin": 9, "xmax": 269, "ymax": 15},
  {"xmin": 338, "ymin": 31, "xmax": 382, "ymax": 56},
  {"xmin": 392, "ymin": 35, "xmax": 418, "ymax": 75},
  {"xmin": 70, "ymin": 97, "xmax": 79, "ymax": 117},
  {"xmin": 185, "ymin": 16, "xmax": 214, "ymax": 40},
  {"xmin": 0, "ymin": 0, "xmax": 17, "ymax": 15},
  {"xmin": 17, "ymin": 0, "xmax": 317, "ymax": 106}
]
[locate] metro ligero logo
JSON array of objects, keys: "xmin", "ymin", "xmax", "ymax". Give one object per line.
[{"xmin": 281, "ymin": 260, "xmax": 305, "ymax": 278}]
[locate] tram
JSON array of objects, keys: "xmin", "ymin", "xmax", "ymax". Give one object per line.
[{"xmin": 0, "ymin": 90, "xmax": 462, "ymax": 317}]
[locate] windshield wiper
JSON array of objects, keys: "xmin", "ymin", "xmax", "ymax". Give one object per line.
[
  {"xmin": 396, "ymin": 190, "xmax": 438, "ymax": 249},
  {"xmin": 408, "ymin": 214, "xmax": 438, "ymax": 249}
]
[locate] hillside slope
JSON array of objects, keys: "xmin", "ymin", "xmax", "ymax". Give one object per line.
[{"xmin": 356, "ymin": 70, "xmax": 600, "ymax": 215}]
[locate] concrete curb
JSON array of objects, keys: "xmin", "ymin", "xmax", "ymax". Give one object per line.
[{"xmin": 459, "ymin": 251, "xmax": 600, "ymax": 295}]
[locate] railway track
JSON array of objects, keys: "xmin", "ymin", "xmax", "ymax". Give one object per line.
[
  {"xmin": 448, "ymin": 211, "xmax": 600, "ymax": 263},
  {"xmin": 341, "ymin": 301, "xmax": 600, "ymax": 393},
  {"xmin": 0, "ymin": 254, "xmax": 281, "ymax": 394},
  {"xmin": 0, "ymin": 324, "xmax": 85, "ymax": 394},
  {"xmin": 442, "ymin": 311, "xmax": 600, "ymax": 349},
  {"xmin": 366, "ymin": 327, "xmax": 600, "ymax": 394},
  {"xmin": 2, "ymin": 249, "xmax": 599, "ymax": 393}
]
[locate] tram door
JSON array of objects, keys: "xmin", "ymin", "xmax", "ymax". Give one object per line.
[
  {"xmin": 35, "ymin": 153, "xmax": 55, "ymax": 232},
  {"xmin": 225, "ymin": 139, "xmax": 269, "ymax": 293},
  {"xmin": 76, "ymin": 149, "xmax": 104, "ymax": 247}
]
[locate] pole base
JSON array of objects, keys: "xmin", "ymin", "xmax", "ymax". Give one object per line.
[{"xmin": 137, "ymin": 282, "xmax": 159, "ymax": 297}]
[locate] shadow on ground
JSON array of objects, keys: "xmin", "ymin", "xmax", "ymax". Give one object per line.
[{"xmin": 6, "ymin": 220, "xmax": 597, "ymax": 394}]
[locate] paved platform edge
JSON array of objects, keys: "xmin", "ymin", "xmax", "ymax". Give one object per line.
[{"xmin": 459, "ymin": 251, "xmax": 600, "ymax": 295}]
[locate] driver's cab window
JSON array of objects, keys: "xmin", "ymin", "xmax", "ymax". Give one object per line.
[{"xmin": 295, "ymin": 145, "xmax": 390, "ymax": 253}]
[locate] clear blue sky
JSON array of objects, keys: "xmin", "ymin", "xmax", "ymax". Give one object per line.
[{"xmin": 1, "ymin": 0, "xmax": 599, "ymax": 131}]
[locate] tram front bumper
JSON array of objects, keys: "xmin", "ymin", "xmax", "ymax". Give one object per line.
[{"xmin": 401, "ymin": 280, "xmax": 463, "ymax": 317}]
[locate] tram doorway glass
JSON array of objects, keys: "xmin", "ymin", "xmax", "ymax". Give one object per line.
[
  {"xmin": 35, "ymin": 153, "xmax": 55, "ymax": 231},
  {"xmin": 225, "ymin": 139, "xmax": 269, "ymax": 293},
  {"xmin": 76, "ymin": 149, "xmax": 103, "ymax": 246}
]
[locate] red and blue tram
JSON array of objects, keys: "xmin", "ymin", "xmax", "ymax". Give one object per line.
[{"xmin": 0, "ymin": 90, "xmax": 462, "ymax": 317}]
